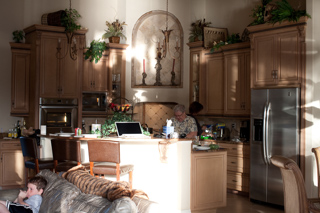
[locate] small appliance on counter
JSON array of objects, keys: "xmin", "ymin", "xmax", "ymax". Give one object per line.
[{"xmin": 239, "ymin": 120, "xmax": 250, "ymax": 142}]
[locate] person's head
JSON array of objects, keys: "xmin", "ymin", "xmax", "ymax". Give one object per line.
[
  {"xmin": 173, "ymin": 104, "xmax": 186, "ymax": 122},
  {"xmin": 189, "ymin": 101, "xmax": 203, "ymax": 115},
  {"xmin": 26, "ymin": 176, "xmax": 47, "ymax": 198}
]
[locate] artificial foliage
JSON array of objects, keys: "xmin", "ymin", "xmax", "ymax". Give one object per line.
[
  {"xmin": 269, "ymin": 0, "xmax": 311, "ymax": 24},
  {"xmin": 249, "ymin": 0, "xmax": 272, "ymax": 26},
  {"xmin": 102, "ymin": 19, "xmax": 127, "ymax": 40},
  {"xmin": 188, "ymin": 19, "xmax": 211, "ymax": 42},
  {"xmin": 210, "ymin": 33, "xmax": 242, "ymax": 53},
  {"xmin": 101, "ymin": 111, "xmax": 132, "ymax": 137},
  {"xmin": 84, "ymin": 39, "xmax": 107, "ymax": 63},
  {"xmin": 61, "ymin": 8, "xmax": 81, "ymax": 32},
  {"xmin": 12, "ymin": 30, "xmax": 25, "ymax": 43}
]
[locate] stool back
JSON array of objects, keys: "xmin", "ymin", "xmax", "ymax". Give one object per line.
[
  {"xmin": 20, "ymin": 137, "xmax": 38, "ymax": 159},
  {"xmin": 87, "ymin": 140, "xmax": 120, "ymax": 164},
  {"xmin": 51, "ymin": 139, "xmax": 81, "ymax": 162}
]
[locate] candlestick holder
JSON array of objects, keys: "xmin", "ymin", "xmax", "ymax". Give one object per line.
[
  {"xmin": 141, "ymin": 72, "xmax": 147, "ymax": 86},
  {"xmin": 171, "ymin": 71, "xmax": 176, "ymax": 86},
  {"xmin": 154, "ymin": 53, "xmax": 163, "ymax": 86}
]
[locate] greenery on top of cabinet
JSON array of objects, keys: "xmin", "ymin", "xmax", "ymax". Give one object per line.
[{"xmin": 84, "ymin": 39, "xmax": 108, "ymax": 63}]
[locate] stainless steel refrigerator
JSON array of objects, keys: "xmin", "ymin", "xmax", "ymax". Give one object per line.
[{"xmin": 250, "ymin": 88, "xmax": 300, "ymax": 206}]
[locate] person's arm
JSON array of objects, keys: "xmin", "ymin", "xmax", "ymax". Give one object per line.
[
  {"xmin": 16, "ymin": 190, "xmax": 28, "ymax": 206},
  {"xmin": 186, "ymin": 131, "xmax": 197, "ymax": 139}
]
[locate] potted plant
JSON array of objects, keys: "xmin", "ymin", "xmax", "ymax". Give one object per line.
[
  {"xmin": 188, "ymin": 19, "xmax": 211, "ymax": 42},
  {"xmin": 61, "ymin": 8, "xmax": 81, "ymax": 33},
  {"xmin": 12, "ymin": 30, "xmax": 25, "ymax": 43},
  {"xmin": 84, "ymin": 39, "xmax": 107, "ymax": 63},
  {"xmin": 102, "ymin": 19, "xmax": 127, "ymax": 43}
]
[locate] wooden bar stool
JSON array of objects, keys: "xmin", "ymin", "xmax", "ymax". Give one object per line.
[
  {"xmin": 51, "ymin": 139, "xmax": 88, "ymax": 173},
  {"xmin": 20, "ymin": 137, "xmax": 54, "ymax": 184},
  {"xmin": 87, "ymin": 140, "xmax": 134, "ymax": 189}
]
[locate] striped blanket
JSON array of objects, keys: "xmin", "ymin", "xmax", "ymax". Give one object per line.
[{"xmin": 62, "ymin": 165, "xmax": 148, "ymax": 201}]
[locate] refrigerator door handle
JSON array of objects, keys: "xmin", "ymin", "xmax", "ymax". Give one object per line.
[
  {"xmin": 262, "ymin": 102, "xmax": 268, "ymax": 165},
  {"xmin": 265, "ymin": 102, "xmax": 271, "ymax": 165}
]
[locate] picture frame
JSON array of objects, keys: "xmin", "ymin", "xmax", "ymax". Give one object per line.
[{"xmin": 203, "ymin": 27, "xmax": 228, "ymax": 48}]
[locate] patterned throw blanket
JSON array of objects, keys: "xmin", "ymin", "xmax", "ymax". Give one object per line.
[{"xmin": 62, "ymin": 165, "xmax": 148, "ymax": 201}]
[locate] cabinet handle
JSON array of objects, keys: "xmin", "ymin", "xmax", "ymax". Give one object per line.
[
  {"xmin": 231, "ymin": 161, "xmax": 236, "ymax": 164},
  {"xmin": 272, "ymin": 70, "xmax": 278, "ymax": 79},
  {"xmin": 232, "ymin": 180, "xmax": 238, "ymax": 182},
  {"xmin": 12, "ymin": 102, "xmax": 14, "ymax": 106},
  {"xmin": 90, "ymin": 81, "xmax": 93, "ymax": 86},
  {"xmin": 232, "ymin": 148, "xmax": 237, "ymax": 150}
]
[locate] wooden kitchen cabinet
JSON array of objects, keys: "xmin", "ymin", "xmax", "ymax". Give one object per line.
[
  {"xmin": 188, "ymin": 41, "xmax": 250, "ymax": 116},
  {"xmin": 10, "ymin": 43, "xmax": 31, "ymax": 116},
  {"xmin": 82, "ymin": 43, "xmax": 128, "ymax": 99},
  {"xmin": 247, "ymin": 17, "xmax": 307, "ymax": 89},
  {"xmin": 0, "ymin": 140, "xmax": 25, "ymax": 189},
  {"xmin": 218, "ymin": 142, "xmax": 250, "ymax": 193},
  {"xmin": 191, "ymin": 150, "xmax": 227, "ymax": 212},
  {"xmin": 83, "ymin": 51, "xmax": 108, "ymax": 92},
  {"xmin": 187, "ymin": 41, "xmax": 203, "ymax": 103},
  {"xmin": 38, "ymin": 31, "xmax": 82, "ymax": 98},
  {"xmin": 223, "ymin": 43, "xmax": 250, "ymax": 115},
  {"xmin": 202, "ymin": 52, "xmax": 224, "ymax": 115},
  {"xmin": 107, "ymin": 43, "xmax": 128, "ymax": 103}
]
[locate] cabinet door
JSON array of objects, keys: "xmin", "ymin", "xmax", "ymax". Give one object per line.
[
  {"xmin": 191, "ymin": 152, "xmax": 227, "ymax": 211},
  {"xmin": 10, "ymin": 43, "xmax": 30, "ymax": 115},
  {"xmin": 59, "ymin": 38, "xmax": 79, "ymax": 98},
  {"xmin": 276, "ymin": 31, "xmax": 301, "ymax": 85},
  {"xmin": 39, "ymin": 33, "xmax": 60, "ymax": 98},
  {"xmin": 224, "ymin": 50, "xmax": 250, "ymax": 115},
  {"xmin": 0, "ymin": 149, "xmax": 25, "ymax": 187},
  {"xmin": 202, "ymin": 53, "xmax": 224, "ymax": 114},
  {"xmin": 251, "ymin": 34, "xmax": 276, "ymax": 88},
  {"xmin": 82, "ymin": 59, "xmax": 94, "ymax": 91}
]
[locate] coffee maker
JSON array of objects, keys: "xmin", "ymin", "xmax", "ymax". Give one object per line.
[{"xmin": 239, "ymin": 120, "xmax": 250, "ymax": 142}]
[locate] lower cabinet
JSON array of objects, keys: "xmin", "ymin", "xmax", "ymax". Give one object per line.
[
  {"xmin": 191, "ymin": 150, "xmax": 227, "ymax": 212},
  {"xmin": 218, "ymin": 142, "xmax": 250, "ymax": 193},
  {"xmin": 0, "ymin": 140, "xmax": 25, "ymax": 189}
]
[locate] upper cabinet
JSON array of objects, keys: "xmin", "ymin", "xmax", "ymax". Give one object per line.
[
  {"xmin": 82, "ymin": 43, "xmax": 128, "ymax": 102},
  {"xmin": 188, "ymin": 42, "xmax": 250, "ymax": 117},
  {"xmin": 10, "ymin": 43, "xmax": 31, "ymax": 116},
  {"xmin": 247, "ymin": 17, "xmax": 307, "ymax": 89},
  {"xmin": 83, "ymin": 50, "xmax": 108, "ymax": 92},
  {"xmin": 223, "ymin": 43, "xmax": 251, "ymax": 115}
]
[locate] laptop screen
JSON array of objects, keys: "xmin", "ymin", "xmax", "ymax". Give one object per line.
[{"xmin": 115, "ymin": 122, "xmax": 143, "ymax": 136}]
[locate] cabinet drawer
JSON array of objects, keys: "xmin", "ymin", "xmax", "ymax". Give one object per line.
[
  {"xmin": 218, "ymin": 143, "xmax": 250, "ymax": 157},
  {"xmin": 227, "ymin": 171, "xmax": 249, "ymax": 192},
  {"xmin": 1, "ymin": 141, "xmax": 21, "ymax": 150},
  {"xmin": 227, "ymin": 156, "xmax": 250, "ymax": 173}
]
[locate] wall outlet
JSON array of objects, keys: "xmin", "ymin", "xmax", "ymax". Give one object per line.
[{"xmin": 231, "ymin": 123, "xmax": 236, "ymax": 129}]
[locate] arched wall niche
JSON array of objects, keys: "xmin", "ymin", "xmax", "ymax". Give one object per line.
[{"xmin": 131, "ymin": 10, "xmax": 183, "ymax": 88}]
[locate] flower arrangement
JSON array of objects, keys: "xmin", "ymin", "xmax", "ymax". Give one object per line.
[
  {"xmin": 108, "ymin": 103, "xmax": 131, "ymax": 112},
  {"xmin": 12, "ymin": 30, "xmax": 25, "ymax": 43},
  {"xmin": 102, "ymin": 19, "xmax": 127, "ymax": 41},
  {"xmin": 210, "ymin": 33, "xmax": 242, "ymax": 53}
]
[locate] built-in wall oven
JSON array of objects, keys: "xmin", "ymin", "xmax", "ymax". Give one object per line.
[{"xmin": 39, "ymin": 98, "xmax": 78, "ymax": 134}]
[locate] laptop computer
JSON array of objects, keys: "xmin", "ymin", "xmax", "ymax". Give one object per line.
[{"xmin": 115, "ymin": 122, "xmax": 150, "ymax": 138}]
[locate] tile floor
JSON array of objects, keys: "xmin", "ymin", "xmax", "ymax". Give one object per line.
[
  {"xmin": 0, "ymin": 189, "xmax": 284, "ymax": 212},
  {"xmin": 217, "ymin": 193, "xmax": 284, "ymax": 213}
]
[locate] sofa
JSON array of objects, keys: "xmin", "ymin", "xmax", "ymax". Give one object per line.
[{"xmin": 37, "ymin": 169, "xmax": 158, "ymax": 213}]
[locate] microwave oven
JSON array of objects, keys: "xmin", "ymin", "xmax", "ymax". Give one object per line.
[{"xmin": 82, "ymin": 93, "xmax": 107, "ymax": 111}]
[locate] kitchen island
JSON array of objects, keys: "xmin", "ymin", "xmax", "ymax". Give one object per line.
[{"xmin": 40, "ymin": 136, "xmax": 227, "ymax": 213}]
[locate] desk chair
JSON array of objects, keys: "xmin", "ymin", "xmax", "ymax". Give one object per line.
[
  {"xmin": 20, "ymin": 137, "xmax": 54, "ymax": 183},
  {"xmin": 312, "ymin": 147, "xmax": 320, "ymax": 197},
  {"xmin": 51, "ymin": 139, "xmax": 87, "ymax": 173},
  {"xmin": 271, "ymin": 155, "xmax": 320, "ymax": 213},
  {"xmin": 87, "ymin": 140, "xmax": 134, "ymax": 189}
]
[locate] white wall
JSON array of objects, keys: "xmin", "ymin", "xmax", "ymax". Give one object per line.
[{"xmin": 305, "ymin": 0, "xmax": 320, "ymax": 198}]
